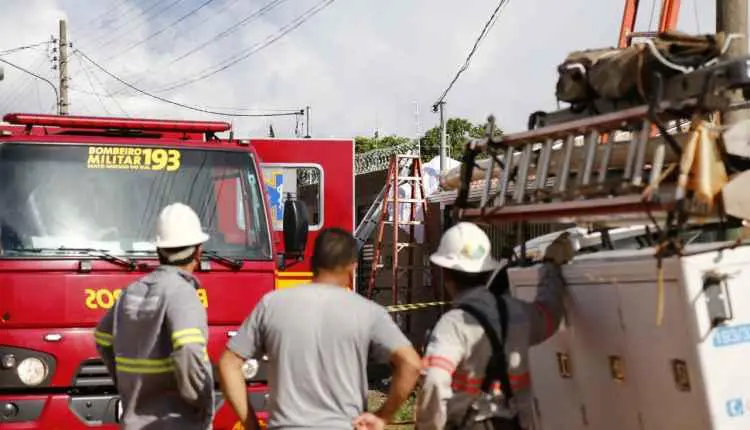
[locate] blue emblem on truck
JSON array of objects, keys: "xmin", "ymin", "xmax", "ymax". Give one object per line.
[
  {"xmin": 727, "ymin": 398, "xmax": 745, "ymax": 417},
  {"xmin": 713, "ymin": 324, "xmax": 750, "ymax": 348},
  {"xmin": 264, "ymin": 171, "xmax": 284, "ymax": 223}
]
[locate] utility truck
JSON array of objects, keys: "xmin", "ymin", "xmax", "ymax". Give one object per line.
[
  {"xmin": 437, "ymin": 19, "xmax": 750, "ymax": 430},
  {"xmin": 0, "ymin": 113, "xmax": 354, "ymax": 429}
]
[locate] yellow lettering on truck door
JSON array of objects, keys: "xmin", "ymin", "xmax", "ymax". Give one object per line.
[{"xmin": 85, "ymin": 288, "xmax": 208, "ymax": 309}]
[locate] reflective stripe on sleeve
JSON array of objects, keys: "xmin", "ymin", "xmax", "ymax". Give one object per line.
[
  {"xmin": 451, "ymin": 371, "xmax": 531, "ymax": 394},
  {"xmin": 94, "ymin": 330, "xmax": 113, "ymax": 347},
  {"xmin": 171, "ymin": 328, "xmax": 206, "ymax": 348},
  {"xmin": 115, "ymin": 356, "xmax": 174, "ymax": 374},
  {"xmin": 422, "ymin": 355, "xmax": 457, "ymax": 374}
]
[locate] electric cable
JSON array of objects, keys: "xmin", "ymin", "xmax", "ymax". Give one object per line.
[
  {"xmin": 75, "ymin": 53, "xmax": 112, "ymax": 115},
  {"xmin": 0, "ymin": 56, "xmax": 59, "ymax": 111},
  {"xmin": 107, "ymin": 0, "xmax": 281, "ymax": 96},
  {"xmin": 432, "ymin": 0, "xmax": 511, "ymax": 110},
  {"xmin": 154, "ymin": 0, "xmax": 338, "ymax": 93},
  {"xmin": 91, "ymin": 0, "xmax": 186, "ymax": 51},
  {"xmin": 75, "ymin": 48, "xmax": 303, "ymax": 118},
  {"xmin": 0, "ymin": 41, "xmax": 53, "ymax": 56},
  {"xmin": 107, "ymin": 0, "xmax": 220, "ymax": 60},
  {"xmin": 74, "ymin": 0, "xmax": 151, "ymax": 44},
  {"xmin": 166, "ymin": 0, "xmax": 291, "ymax": 66}
]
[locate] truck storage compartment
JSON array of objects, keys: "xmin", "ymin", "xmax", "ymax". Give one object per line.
[{"xmin": 509, "ymin": 243, "xmax": 750, "ymax": 430}]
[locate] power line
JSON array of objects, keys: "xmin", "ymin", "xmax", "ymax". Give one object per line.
[
  {"xmin": 155, "ymin": 0, "xmax": 338, "ymax": 93},
  {"xmin": 107, "ymin": 0, "xmax": 220, "ymax": 61},
  {"xmin": 0, "ymin": 40, "xmax": 53, "ymax": 56},
  {"xmin": 0, "ymin": 53, "xmax": 50, "ymax": 113},
  {"xmin": 75, "ymin": 48, "xmax": 304, "ymax": 118},
  {"xmin": 105, "ymin": 0, "xmax": 246, "ymax": 95},
  {"xmin": 432, "ymin": 0, "xmax": 511, "ymax": 109},
  {"xmin": 74, "ymin": 0, "xmax": 151, "ymax": 43},
  {"xmin": 77, "ymin": 57, "xmax": 130, "ymax": 116},
  {"xmin": 90, "ymin": 0, "xmax": 186, "ymax": 51},
  {"xmin": 166, "ymin": 0, "xmax": 291, "ymax": 67},
  {"xmin": 0, "ymin": 56, "xmax": 59, "ymax": 113},
  {"xmin": 75, "ymin": 54, "xmax": 112, "ymax": 115}
]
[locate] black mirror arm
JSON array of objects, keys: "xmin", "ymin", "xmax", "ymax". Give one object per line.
[{"xmin": 276, "ymin": 250, "xmax": 306, "ymax": 271}]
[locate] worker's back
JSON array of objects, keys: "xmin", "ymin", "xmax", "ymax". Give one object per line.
[
  {"xmin": 229, "ymin": 283, "xmax": 408, "ymax": 429},
  {"xmin": 110, "ymin": 266, "xmax": 213, "ymax": 430}
]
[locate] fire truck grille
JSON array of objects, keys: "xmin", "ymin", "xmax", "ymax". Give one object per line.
[{"xmin": 73, "ymin": 359, "xmax": 114, "ymax": 388}]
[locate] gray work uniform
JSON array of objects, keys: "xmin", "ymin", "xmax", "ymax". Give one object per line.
[
  {"xmin": 94, "ymin": 265, "xmax": 214, "ymax": 430},
  {"xmin": 416, "ymin": 263, "xmax": 567, "ymax": 430},
  {"xmin": 227, "ymin": 283, "xmax": 412, "ymax": 430}
]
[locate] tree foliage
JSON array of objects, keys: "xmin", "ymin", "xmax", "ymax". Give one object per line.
[
  {"xmin": 354, "ymin": 135, "xmax": 411, "ymax": 153},
  {"xmin": 354, "ymin": 117, "xmax": 503, "ymax": 162}
]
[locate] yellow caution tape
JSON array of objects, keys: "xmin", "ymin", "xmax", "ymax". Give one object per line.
[{"xmin": 386, "ymin": 301, "xmax": 448, "ymax": 313}]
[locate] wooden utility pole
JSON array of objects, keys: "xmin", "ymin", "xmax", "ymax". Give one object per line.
[
  {"xmin": 304, "ymin": 106, "xmax": 311, "ymax": 138},
  {"xmin": 717, "ymin": 0, "xmax": 748, "ymax": 125},
  {"xmin": 437, "ymin": 101, "xmax": 446, "ymax": 172},
  {"xmin": 58, "ymin": 19, "xmax": 69, "ymax": 115}
]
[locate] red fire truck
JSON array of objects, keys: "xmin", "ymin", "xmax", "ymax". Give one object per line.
[{"xmin": 0, "ymin": 113, "xmax": 354, "ymax": 428}]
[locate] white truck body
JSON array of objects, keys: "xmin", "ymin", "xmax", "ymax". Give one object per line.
[{"xmin": 509, "ymin": 240, "xmax": 750, "ymax": 430}]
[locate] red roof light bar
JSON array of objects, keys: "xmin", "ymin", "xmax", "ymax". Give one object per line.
[{"xmin": 3, "ymin": 113, "xmax": 232, "ymax": 133}]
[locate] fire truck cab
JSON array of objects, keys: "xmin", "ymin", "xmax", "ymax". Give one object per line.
[{"xmin": 0, "ymin": 113, "xmax": 354, "ymax": 429}]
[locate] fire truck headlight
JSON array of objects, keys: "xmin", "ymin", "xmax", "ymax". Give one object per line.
[
  {"xmin": 242, "ymin": 359, "xmax": 259, "ymax": 380},
  {"xmin": 16, "ymin": 357, "xmax": 48, "ymax": 386}
]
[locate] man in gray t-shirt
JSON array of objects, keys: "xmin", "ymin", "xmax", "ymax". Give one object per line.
[{"xmin": 218, "ymin": 228, "xmax": 421, "ymax": 430}]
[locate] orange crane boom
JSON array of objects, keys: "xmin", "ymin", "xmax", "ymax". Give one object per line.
[{"xmin": 619, "ymin": 0, "xmax": 682, "ymax": 48}]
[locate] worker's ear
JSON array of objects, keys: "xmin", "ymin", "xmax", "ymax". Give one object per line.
[{"xmin": 194, "ymin": 245, "xmax": 204, "ymax": 263}]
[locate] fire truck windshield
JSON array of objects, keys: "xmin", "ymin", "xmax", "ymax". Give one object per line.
[{"xmin": 0, "ymin": 142, "xmax": 271, "ymax": 260}]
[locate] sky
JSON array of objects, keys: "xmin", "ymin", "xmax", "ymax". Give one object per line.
[{"xmin": 0, "ymin": 0, "xmax": 728, "ymax": 140}]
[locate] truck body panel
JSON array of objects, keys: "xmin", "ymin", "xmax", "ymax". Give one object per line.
[
  {"xmin": 510, "ymin": 243, "xmax": 750, "ymax": 429},
  {"xmin": 253, "ymin": 138, "xmax": 355, "ymax": 288}
]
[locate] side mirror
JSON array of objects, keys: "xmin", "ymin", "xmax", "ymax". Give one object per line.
[{"xmin": 282, "ymin": 193, "xmax": 309, "ymax": 258}]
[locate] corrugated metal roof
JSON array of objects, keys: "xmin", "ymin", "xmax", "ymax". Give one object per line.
[{"xmin": 428, "ymin": 176, "xmax": 558, "ymax": 204}]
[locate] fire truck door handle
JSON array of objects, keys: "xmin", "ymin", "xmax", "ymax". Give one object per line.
[{"xmin": 227, "ymin": 330, "xmax": 238, "ymax": 338}]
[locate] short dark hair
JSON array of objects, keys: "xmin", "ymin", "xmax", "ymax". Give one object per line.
[
  {"xmin": 158, "ymin": 245, "xmax": 200, "ymax": 266},
  {"xmin": 311, "ymin": 228, "xmax": 358, "ymax": 275},
  {"xmin": 443, "ymin": 268, "xmax": 492, "ymax": 291}
]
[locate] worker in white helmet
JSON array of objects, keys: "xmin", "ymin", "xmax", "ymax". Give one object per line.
[
  {"xmin": 416, "ymin": 222, "xmax": 574, "ymax": 430},
  {"xmin": 94, "ymin": 202, "xmax": 214, "ymax": 430}
]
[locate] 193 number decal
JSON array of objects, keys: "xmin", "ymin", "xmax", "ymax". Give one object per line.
[{"xmin": 85, "ymin": 288, "xmax": 208, "ymax": 309}]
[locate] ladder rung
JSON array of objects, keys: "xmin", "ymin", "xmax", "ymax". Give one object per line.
[
  {"xmin": 398, "ymin": 176, "xmax": 422, "ymax": 181},
  {"xmin": 513, "ymin": 144, "xmax": 532, "ymax": 204},
  {"xmin": 396, "ymin": 154, "xmax": 420, "ymax": 159},
  {"xmin": 384, "ymin": 220, "xmax": 423, "ymax": 225},
  {"xmin": 597, "ymin": 136, "xmax": 613, "ymax": 185},
  {"xmin": 555, "ymin": 134, "xmax": 575, "ymax": 193},
  {"xmin": 386, "ymin": 198, "xmax": 424, "ymax": 203},
  {"xmin": 497, "ymin": 147, "xmax": 514, "ymax": 206},
  {"xmin": 532, "ymin": 138, "xmax": 554, "ymax": 196},
  {"xmin": 631, "ymin": 121, "xmax": 651, "ymax": 187},
  {"xmin": 578, "ymin": 131, "xmax": 599, "ymax": 187}
]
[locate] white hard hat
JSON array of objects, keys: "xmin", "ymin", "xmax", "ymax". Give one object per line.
[
  {"xmin": 154, "ymin": 203, "xmax": 210, "ymax": 249},
  {"xmin": 430, "ymin": 222, "xmax": 504, "ymax": 273}
]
